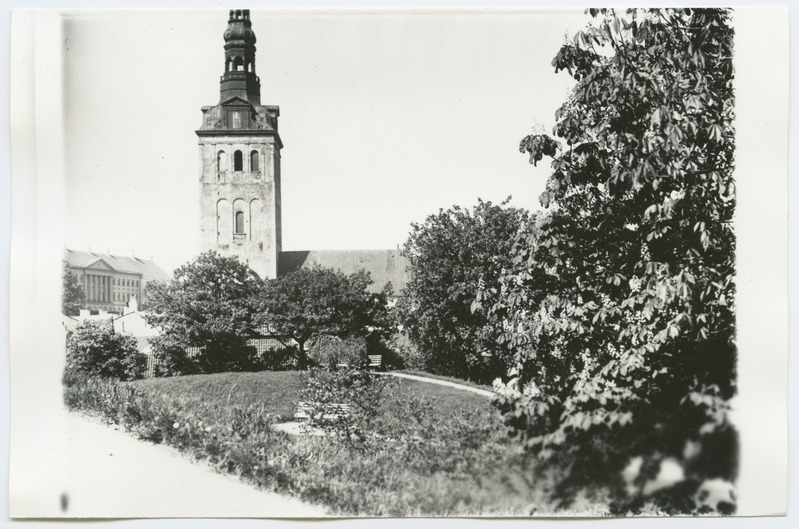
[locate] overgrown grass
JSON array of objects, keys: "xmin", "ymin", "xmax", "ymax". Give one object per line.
[{"xmin": 64, "ymin": 371, "xmax": 608, "ymax": 516}]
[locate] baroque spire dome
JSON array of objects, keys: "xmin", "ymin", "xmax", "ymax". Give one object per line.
[
  {"xmin": 219, "ymin": 8, "xmax": 261, "ymax": 105},
  {"xmin": 224, "ymin": 9, "xmax": 256, "ymax": 46}
]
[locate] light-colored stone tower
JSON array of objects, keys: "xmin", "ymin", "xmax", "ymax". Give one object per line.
[{"xmin": 197, "ymin": 9, "xmax": 282, "ymax": 279}]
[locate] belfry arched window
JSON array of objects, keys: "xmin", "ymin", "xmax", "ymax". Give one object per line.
[
  {"xmin": 250, "ymin": 150, "xmax": 259, "ymax": 172},
  {"xmin": 235, "ymin": 211, "xmax": 245, "ymax": 234},
  {"xmin": 217, "ymin": 151, "xmax": 227, "ymax": 172},
  {"xmin": 234, "ymin": 150, "xmax": 243, "ymax": 171}
]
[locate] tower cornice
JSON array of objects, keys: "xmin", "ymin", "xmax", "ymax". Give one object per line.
[{"xmin": 195, "ymin": 128, "xmax": 283, "ymax": 149}]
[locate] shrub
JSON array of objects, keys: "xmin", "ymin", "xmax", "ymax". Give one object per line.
[
  {"xmin": 307, "ymin": 335, "xmax": 367, "ymax": 370},
  {"xmin": 299, "ymin": 367, "xmax": 394, "ymax": 439},
  {"xmin": 65, "ymin": 320, "xmax": 146, "ymax": 381},
  {"xmin": 388, "ymin": 333, "xmax": 424, "ymax": 370}
]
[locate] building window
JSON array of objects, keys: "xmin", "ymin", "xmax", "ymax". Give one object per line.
[
  {"xmin": 250, "ymin": 150, "xmax": 259, "ymax": 172},
  {"xmin": 234, "ymin": 150, "xmax": 243, "ymax": 171},
  {"xmin": 217, "ymin": 151, "xmax": 227, "ymax": 172},
  {"xmin": 235, "ymin": 211, "xmax": 245, "ymax": 234}
]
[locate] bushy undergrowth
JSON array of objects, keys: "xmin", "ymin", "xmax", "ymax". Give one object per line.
[
  {"xmin": 307, "ymin": 335, "xmax": 367, "ymax": 370},
  {"xmin": 63, "ymin": 370, "xmax": 602, "ymax": 516},
  {"xmin": 66, "ymin": 320, "xmax": 146, "ymax": 381},
  {"xmin": 299, "ymin": 367, "xmax": 392, "ymax": 439}
]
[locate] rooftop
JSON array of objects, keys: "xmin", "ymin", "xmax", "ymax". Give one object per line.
[
  {"xmin": 64, "ymin": 249, "xmax": 171, "ymax": 281},
  {"xmin": 278, "ymin": 249, "xmax": 410, "ymax": 295}
]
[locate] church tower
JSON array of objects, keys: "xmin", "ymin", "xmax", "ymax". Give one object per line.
[{"xmin": 197, "ymin": 9, "xmax": 282, "ymax": 279}]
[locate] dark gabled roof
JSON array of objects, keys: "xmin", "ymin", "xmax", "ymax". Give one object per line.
[
  {"xmin": 278, "ymin": 249, "xmax": 410, "ymax": 295},
  {"xmin": 64, "ymin": 249, "xmax": 171, "ymax": 281}
]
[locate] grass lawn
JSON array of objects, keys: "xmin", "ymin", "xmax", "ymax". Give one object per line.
[
  {"xmin": 134, "ymin": 371, "xmax": 306, "ymax": 420},
  {"xmin": 134, "ymin": 371, "xmax": 490, "ymax": 420},
  {"xmin": 64, "ymin": 370, "xmax": 605, "ymax": 516}
]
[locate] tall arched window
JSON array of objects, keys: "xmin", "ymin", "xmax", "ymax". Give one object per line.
[
  {"xmin": 217, "ymin": 151, "xmax": 227, "ymax": 172},
  {"xmin": 250, "ymin": 150, "xmax": 259, "ymax": 172},
  {"xmin": 235, "ymin": 211, "xmax": 245, "ymax": 234},
  {"xmin": 234, "ymin": 150, "xmax": 243, "ymax": 171}
]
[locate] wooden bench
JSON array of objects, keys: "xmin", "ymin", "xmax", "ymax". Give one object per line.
[
  {"xmin": 367, "ymin": 355, "xmax": 383, "ymax": 370},
  {"xmin": 294, "ymin": 401, "xmax": 351, "ymax": 422}
]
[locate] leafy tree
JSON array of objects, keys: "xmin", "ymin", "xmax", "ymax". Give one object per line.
[
  {"xmin": 62, "ymin": 260, "xmax": 86, "ymax": 316},
  {"xmin": 65, "ymin": 320, "xmax": 145, "ymax": 381},
  {"xmin": 145, "ymin": 251, "xmax": 262, "ymax": 375},
  {"xmin": 484, "ymin": 9, "xmax": 736, "ymax": 513},
  {"xmin": 256, "ymin": 266, "xmax": 392, "ymax": 367},
  {"xmin": 397, "ymin": 198, "xmax": 530, "ymax": 382}
]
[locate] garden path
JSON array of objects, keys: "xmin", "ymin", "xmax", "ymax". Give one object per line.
[
  {"xmin": 380, "ymin": 372, "xmax": 495, "ymax": 398},
  {"xmin": 33, "ymin": 411, "xmax": 328, "ymax": 518}
]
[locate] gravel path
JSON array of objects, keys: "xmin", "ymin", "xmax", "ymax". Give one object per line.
[
  {"xmin": 25, "ymin": 411, "xmax": 328, "ymax": 518},
  {"xmin": 381, "ymin": 372, "xmax": 495, "ymax": 398}
]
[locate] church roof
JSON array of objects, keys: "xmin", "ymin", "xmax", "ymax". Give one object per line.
[
  {"xmin": 278, "ymin": 249, "xmax": 410, "ymax": 295},
  {"xmin": 64, "ymin": 249, "xmax": 171, "ymax": 281}
]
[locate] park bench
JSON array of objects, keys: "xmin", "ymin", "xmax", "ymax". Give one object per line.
[
  {"xmin": 294, "ymin": 401, "xmax": 351, "ymax": 422},
  {"xmin": 367, "ymin": 355, "xmax": 383, "ymax": 370}
]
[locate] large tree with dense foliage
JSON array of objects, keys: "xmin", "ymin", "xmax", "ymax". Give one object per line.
[
  {"xmin": 145, "ymin": 251, "xmax": 262, "ymax": 375},
  {"xmin": 62, "ymin": 260, "xmax": 86, "ymax": 316},
  {"xmin": 482, "ymin": 9, "xmax": 736, "ymax": 513},
  {"xmin": 255, "ymin": 266, "xmax": 393, "ymax": 367},
  {"xmin": 398, "ymin": 198, "xmax": 530, "ymax": 382}
]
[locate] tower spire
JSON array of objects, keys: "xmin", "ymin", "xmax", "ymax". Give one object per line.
[
  {"xmin": 198, "ymin": 10, "xmax": 283, "ymax": 280},
  {"xmin": 220, "ymin": 9, "xmax": 260, "ymax": 105}
]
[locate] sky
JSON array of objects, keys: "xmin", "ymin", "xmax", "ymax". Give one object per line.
[{"xmin": 61, "ymin": 9, "xmax": 587, "ymax": 273}]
